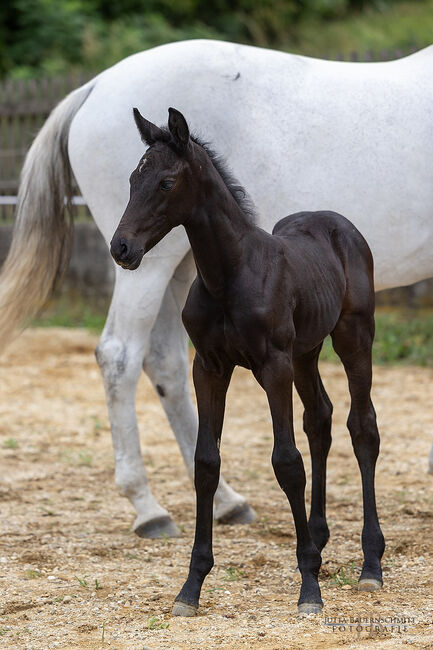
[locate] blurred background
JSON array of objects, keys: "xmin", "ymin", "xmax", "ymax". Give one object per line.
[{"xmin": 0, "ymin": 0, "xmax": 432, "ymax": 364}]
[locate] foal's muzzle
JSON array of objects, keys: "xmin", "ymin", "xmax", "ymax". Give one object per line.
[{"xmin": 110, "ymin": 232, "xmax": 144, "ymax": 270}]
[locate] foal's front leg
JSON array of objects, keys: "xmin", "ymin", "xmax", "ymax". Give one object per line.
[
  {"xmin": 173, "ymin": 355, "xmax": 234, "ymax": 616},
  {"xmin": 258, "ymin": 353, "xmax": 323, "ymax": 614}
]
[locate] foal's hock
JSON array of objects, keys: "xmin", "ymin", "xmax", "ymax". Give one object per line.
[{"xmin": 111, "ymin": 107, "xmax": 385, "ymax": 616}]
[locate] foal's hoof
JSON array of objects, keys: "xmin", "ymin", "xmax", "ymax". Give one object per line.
[
  {"xmin": 297, "ymin": 602, "xmax": 323, "ymax": 615},
  {"xmin": 358, "ymin": 578, "xmax": 382, "ymax": 592},
  {"xmin": 217, "ymin": 503, "xmax": 256, "ymax": 525},
  {"xmin": 172, "ymin": 601, "xmax": 198, "ymax": 617},
  {"xmin": 134, "ymin": 515, "xmax": 180, "ymax": 539}
]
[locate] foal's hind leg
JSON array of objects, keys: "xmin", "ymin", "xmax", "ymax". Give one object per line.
[
  {"xmin": 294, "ymin": 345, "xmax": 333, "ymax": 553},
  {"xmin": 331, "ymin": 312, "xmax": 385, "ymax": 590}
]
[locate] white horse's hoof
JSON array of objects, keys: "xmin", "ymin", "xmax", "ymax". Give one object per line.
[
  {"xmin": 297, "ymin": 602, "xmax": 323, "ymax": 615},
  {"xmin": 172, "ymin": 601, "xmax": 198, "ymax": 617},
  {"xmin": 217, "ymin": 503, "xmax": 256, "ymax": 525},
  {"xmin": 358, "ymin": 578, "xmax": 382, "ymax": 592},
  {"xmin": 134, "ymin": 515, "xmax": 180, "ymax": 539}
]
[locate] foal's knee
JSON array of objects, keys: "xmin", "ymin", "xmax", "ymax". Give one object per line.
[
  {"xmin": 272, "ymin": 445, "xmax": 306, "ymax": 492},
  {"xmin": 303, "ymin": 400, "xmax": 333, "ymax": 450},
  {"xmin": 194, "ymin": 445, "xmax": 221, "ymax": 493},
  {"xmin": 347, "ymin": 404, "xmax": 380, "ymax": 461}
]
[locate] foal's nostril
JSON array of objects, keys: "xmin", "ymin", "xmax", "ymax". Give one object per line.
[{"xmin": 119, "ymin": 238, "xmax": 129, "ymax": 260}]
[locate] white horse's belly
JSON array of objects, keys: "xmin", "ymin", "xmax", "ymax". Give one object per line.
[{"xmin": 69, "ymin": 40, "xmax": 433, "ymax": 290}]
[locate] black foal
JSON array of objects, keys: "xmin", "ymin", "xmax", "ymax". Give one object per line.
[{"xmin": 110, "ymin": 107, "xmax": 385, "ymax": 615}]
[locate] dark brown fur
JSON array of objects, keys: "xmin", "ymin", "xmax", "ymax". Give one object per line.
[{"xmin": 111, "ymin": 108, "xmax": 385, "ymax": 614}]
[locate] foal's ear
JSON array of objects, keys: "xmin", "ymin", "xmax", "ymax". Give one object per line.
[
  {"xmin": 168, "ymin": 107, "xmax": 190, "ymax": 152},
  {"xmin": 133, "ymin": 108, "xmax": 164, "ymax": 146}
]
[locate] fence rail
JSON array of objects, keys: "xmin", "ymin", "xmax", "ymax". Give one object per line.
[
  {"xmin": 0, "ymin": 72, "xmax": 91, "ymax": 221},
  {"xmin": 0, "ymin": 45, "xmax": 422, "ymax": 221}
]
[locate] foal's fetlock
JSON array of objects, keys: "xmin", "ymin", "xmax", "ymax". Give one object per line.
[
  {"xmin": 173, "ymin": 580, "xmax": 202, "ymax": 617},
  {"xmin": 296, "ymin": 545, "xmax": 323, "ymax": 614},
  {"xmin": 297, "ymin": 578, "xmax": 323, "ymax": 615}
]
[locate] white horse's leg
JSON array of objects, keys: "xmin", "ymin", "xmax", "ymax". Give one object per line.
[
  {"xmin": 95, "ymin": 257, "xmax": 184, "ymax": 538},
  {"xmin": 144, "ymin": 252, "xmax": 256, "ymax": 524}
]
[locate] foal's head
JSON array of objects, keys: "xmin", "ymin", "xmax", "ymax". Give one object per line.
[{"xmin": 110, "ymin": 107, "xmax": 201, "ymax": 270}]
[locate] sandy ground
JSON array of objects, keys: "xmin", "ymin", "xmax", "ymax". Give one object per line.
[{"xmin": 0, "ymin": 328, "xmax": 432, "ymax": 650}]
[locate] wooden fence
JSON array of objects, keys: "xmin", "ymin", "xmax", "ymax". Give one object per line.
[
  {"xmin": 0, "ymin": 73, "xmax": 91, "ymax": 221},
  {"xmin": 0, "ymin": 45, "xmax": 422, "ymax": 222}
]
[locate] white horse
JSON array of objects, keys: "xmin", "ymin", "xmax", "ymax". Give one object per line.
[{"xmin": 1, "ymin": 40, "xmax": 432, "ymax": 537}]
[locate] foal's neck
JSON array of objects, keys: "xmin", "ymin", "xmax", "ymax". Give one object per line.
[{"xmin": 184, "ymin": 162, "xmax": 254, "ymax": 299}]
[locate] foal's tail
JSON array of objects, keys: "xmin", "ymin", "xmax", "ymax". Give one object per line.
[{"xmin": 0, "ymin": 81, "xmax": 94, "ymax": 350}]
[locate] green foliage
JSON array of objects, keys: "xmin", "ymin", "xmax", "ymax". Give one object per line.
[
  {"xmin": 2, "ymin": 0, "xmax": 430, "ymax": 78},
  {"xmin": 33, "ymin": 297, "xmax": 432, "ymax": 367},
  {"xmin": 222, "ymin": 566, "xmax": 244, "ymax": 581},
  {"xmin": 327, "ymin": 561, "xmax": 358, "ymax": 587},
  {"xmin": 2, "ymin": 437, "xmax": 18, "ymax": 449},
  {"xmin": 148, "ymin": 615, "xmax": 169, "ymax": 629},
  {"xmin": 320, "ymin": 311, "xmax": 433, "ymax": 366},
  {"xmin": 32, "ymin": 293, "xmax": 108, "ymax": 332}
]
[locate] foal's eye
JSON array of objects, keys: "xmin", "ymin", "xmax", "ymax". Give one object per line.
[{"xmin": 159, "ymin": 179, "xmax": 175, "ymax": 191}]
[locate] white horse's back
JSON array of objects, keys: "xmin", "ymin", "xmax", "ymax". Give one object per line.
[{"xmin": 69, "ymin": 40, "xmax": 433, "ymax": 290}]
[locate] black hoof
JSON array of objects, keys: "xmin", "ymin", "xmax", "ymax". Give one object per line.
[
  {"xmin": 217, "ymin": 503, "xmax": 256, "ymax": 525},
  {"xmin": 134, "ymin": 516, "xmax": 180, "ymax": 539}
]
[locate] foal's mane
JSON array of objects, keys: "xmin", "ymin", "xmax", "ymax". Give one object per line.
[
  {"xmin": 192, "ymin": 135, "xmax": 257, "ymax": 224},
  {"xmin": 154, "ymin": 128, "xmax": 257, "ymax": 223}
]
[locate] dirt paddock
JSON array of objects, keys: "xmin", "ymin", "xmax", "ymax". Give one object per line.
[{"xmin": 0, "ymin": 328, "xmax": 432, "ymax": 649}]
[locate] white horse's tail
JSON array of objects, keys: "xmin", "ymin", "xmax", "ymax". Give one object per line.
[{"xmin": 0, "ymin": 81, "xmax": 95, "ymax": 350}]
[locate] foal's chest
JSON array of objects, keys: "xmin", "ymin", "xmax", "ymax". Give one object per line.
[{"xmin": 218, "ymin": 306, "xmax": 268, "ymax": 370}]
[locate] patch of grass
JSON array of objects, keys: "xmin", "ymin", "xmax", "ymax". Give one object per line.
[
  {"xmin": 94, "ymin": 578, "xmax": 103, "ymax": 590},
  {"xmin": 222, "ymin": 567, "xmax": 244, "ymax": 582},
  {"xmin": 160, "ymin": 532, "xmax": 172, "ymax": 545},
  {"xmin": 74, "ymin": 575, "xmax": 89, "ymax": 589},
  {"xmin": 32, "ymin": 294, "xmax": 108, "ymax": 333},
  {"xmin": 60, "ymin": 449, "xmax": 94, "ymax": 467},
  {"xmin": 77, "ymin": 451, "xmax": 93, "ymax": 467},
  {"xmin": 32, "ymin": 296, "xmax": 432, "ymax": 367},
  {"xmin": 2, "ymin": 438, "xmax": 18, "ymax": 449},
  {"xmin": 320, "ymin": 311, "xmax": 433, "ymax": 366},
  {"xmin": 125, "ymin": 552, "xmax": 138, "ymax": 560},
  {"xmin": 91, "ymin": 416, "xmax": 103, "ymax": 436},
  {"xmin": 372, "ymin": 311, "xmax": 433, "ymax": 365},
  {"xmin": 327, "ymin": 562, "xmax": 358, "ymax": 587},
  {"xmin": 148, "ymin": 616, "xmax": 169, "ymax": 630},
  {"xmin": 24, "ymin": 569, "xmax": 42, "ymax": 579}
]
